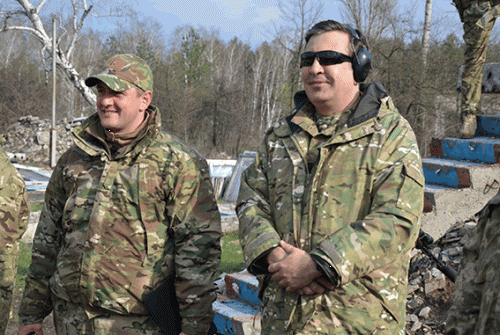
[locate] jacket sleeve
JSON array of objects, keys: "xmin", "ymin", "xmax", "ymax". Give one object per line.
[
  {"xmin": 445, "ymin": 191, "xmax": 500, "ymax": 335},
  {"xmin": 236, "ymin": 137, "xmax": 281, "ymax": 275},
  {"xmin": 310, "ymin": 113, "xmax": 425, "ymax": 285},
  {"xmin": 18, "ymin": 160, "xmax": 66, "ymax": 324},
  {"xmin": 168, "ymin": 153, "xmax": 222, "ymax": 335},
  {"xmin": 0, "ymin": 150, "xmax": 30, "ymax": 268},
  {"xmin": 0, "ymin": 149, "xmax": 30, "ymax": 329}
]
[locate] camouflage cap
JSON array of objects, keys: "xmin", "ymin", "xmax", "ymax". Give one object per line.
[{"xmin": 85, "ymin": 54, "xmax": 153, "ymax": 93}]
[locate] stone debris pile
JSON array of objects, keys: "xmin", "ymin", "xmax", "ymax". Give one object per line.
[
  {"xmin": 405, "ymin": 219, "xmax": 477, "ymax": 334},
  {"xmin": 1, "ymin": 115, "xmax": 84, "ymax": 164}
]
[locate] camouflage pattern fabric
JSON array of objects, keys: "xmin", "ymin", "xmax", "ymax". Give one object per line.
[
  {"xmin": 85, "ymin": 54, "xmax": 154, "ymax": 93},
  {"xmin": 237, "ymin": 82, "xmax": 424, "ymax": 334},
  {"xmin": 0, "ymin": 146, "xmax": 29, "ymax": 334},
  {"xmin": 445, "ymin": 189, "xmax": 500, "ymax": 335},
  {"xmin": 18, "ymin": 107, "xmax": 222, "ymax": 335},
  {"xmin": 50, "ymin": 295, "xmax": 163, "ymax": 335},
  {"xmin": 454, "ymin": 0, "xmax": 500, "ymax": 115}
]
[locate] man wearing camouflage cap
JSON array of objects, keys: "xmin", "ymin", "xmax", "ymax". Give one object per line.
[
  {"xmin": 453, "ymin": 0, "xmax": 500, "ymax": 138},
  {"xmin": 18, "ymin": 54, "xmax": 222, "ymax": 335},
  {"xmin": 237, "ymin": 20, "xmax": 424, "ymax": 334},
  {"xmin": 0, "ymin": 146, "xmax": 29, "ymax": 334}
]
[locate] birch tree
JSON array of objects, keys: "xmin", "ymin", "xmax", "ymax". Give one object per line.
[
  {"xmin": 0, "ymin": 0, "xmax": 136, "ymax": 105},
  {"xmin": 250, "ymin": 41, "xmax": 293, "ymax": 133},
  {"xmin": 422, "ymin": 0, "xmax": 433, "ymax": 71}
]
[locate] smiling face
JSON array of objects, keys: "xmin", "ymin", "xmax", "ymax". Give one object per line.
[
  {"xmin": 301, "ymin": 30, "xmax": 360, "ymax": 116},
  {"xmin": 96, "ymin": 81, "xmax": 152, "ymax": 134}
]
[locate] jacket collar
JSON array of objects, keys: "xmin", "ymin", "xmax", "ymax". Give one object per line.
[{"xmin": 72, "ymin": 105, "xmax": 161, "ymax": 158}]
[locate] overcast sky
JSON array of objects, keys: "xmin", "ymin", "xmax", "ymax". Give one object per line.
[{"xmin": 130, "ymin": 0, "xmax": 459, "ymax": 47}]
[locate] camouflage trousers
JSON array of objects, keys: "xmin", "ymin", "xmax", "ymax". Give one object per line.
[
  {"xmin": 1, "ymin": 252, "xmax": 20, "ymax": 335},
  {"xmin": 51, "ymin": 296, "xmax": 163, "ymax": 335},
  {"xmin": 456, "ymin": 0, "xmax": 498, "ymax": 115},
  {"xmin": 0, "ymin": 286, "xmax": 14, "ymax": 335}
]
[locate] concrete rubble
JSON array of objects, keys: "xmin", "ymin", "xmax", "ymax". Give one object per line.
[
  {"xmin": 1, "ymin": 115, "xmax": 84, "ymax": 164},
  {"xmin": 405, "ymin": 218, "xmax": 478, "ymax": 335}
]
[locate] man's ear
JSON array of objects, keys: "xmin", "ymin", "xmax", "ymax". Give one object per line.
[{"xmin": 140, "ymin": 91, "xmax": 153, "ymax": 111}]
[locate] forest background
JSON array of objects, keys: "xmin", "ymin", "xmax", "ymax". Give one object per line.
[{"xmin": 2, "ymin": 0, "xmax": 500, "ymax": 159}]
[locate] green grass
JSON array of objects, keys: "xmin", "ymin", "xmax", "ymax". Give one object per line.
[
  {"xmin": 15, "ymin": 242, "xmax": 32, "ymax": 289},
  {"xmin": 15, "ymin": 201, "xmax": 41, "ymax": 288},
  {"xmin": 29, "ymin": 201, "xmax": 43, "ymax": 212},
  {"xmin": 217, "ymin": 232, "xmax": 245, "ymax": 276}
]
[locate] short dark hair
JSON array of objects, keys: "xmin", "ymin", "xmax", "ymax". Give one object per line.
[
  {"xmin": 304, "ymin": 20, "xmax": 369, "ymax": 55},
  {"xmin": 135, "ymin": 87, "xmax": 145, "ymax": 97}
]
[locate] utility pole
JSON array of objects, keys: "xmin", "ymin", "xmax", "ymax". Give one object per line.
[{"xmin": 50, "ymin": 17, "xmax": 57, "ymax": 168}]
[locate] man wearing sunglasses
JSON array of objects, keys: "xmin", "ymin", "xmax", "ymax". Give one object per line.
[{"xmin": 237, "ymin": 20, "xmax": 424, "ymax": 334}]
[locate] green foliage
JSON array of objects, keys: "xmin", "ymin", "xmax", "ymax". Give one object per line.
[
  {"xmin": 136, "ymin": 38, "xmax": 160, "ymax": 70},
  {"xmin": 278, "ymin": 81, "xmax": 295, "ymax": 114},
  {"xmin": 178, "ymin": 27, "xmax": 212, "ymax": 87}
]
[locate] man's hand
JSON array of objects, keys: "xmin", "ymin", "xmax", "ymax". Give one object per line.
[
  {"xmin": 268, "ymin": 241, "xmax": 321, "ymax": 292},
  {"xmin": 18, "ymin": 324, "xmax": 43, "ymax": 335},
  {"xmin": 296, "ymin": 279, "xmax": 327, "ymax": 295},
  {"xmin": 266, "ymin": 245, "xmax": 286, "ymax": 264},
  {"xmin": 315, "ymin": 276, "xmax": 336, "ymax": 291},
  {"xmin": 297, "ymin": 277, "xmax": 336, "ymax": 295}
]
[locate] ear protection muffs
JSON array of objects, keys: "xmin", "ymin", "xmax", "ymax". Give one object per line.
[{"xmin": 344, "ymin": 24, "xmax": 372, "ymax": 82}]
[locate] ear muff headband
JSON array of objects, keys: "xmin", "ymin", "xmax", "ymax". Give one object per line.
[{"xmin": 344, "ymin": 24, "xmax": 372, "ymax": 82}]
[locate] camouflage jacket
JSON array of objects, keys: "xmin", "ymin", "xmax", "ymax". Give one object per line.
[
  {"xmin": 237, "ymin": 82, "xmax": 424, "ymax": 334},
  {"xmin": 0, "ymin": 146, "xmax": 29, "ymax": 333},
  {"xmin": 0, "ymin": 146, "xmax": 29, "ymax": 273},
  {"xmin": 445, "ymin": 189, "xmax": 500, "ymax": 335},
  {"xmin": 19, "ymin": 107, "xmax": 222, "ymax": 335}
]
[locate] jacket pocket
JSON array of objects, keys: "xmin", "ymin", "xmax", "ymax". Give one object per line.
[
  {"xmin": 138, "ymin": 163, "xmax": 167, "ymax": 256},
  {"xmin": 137, "ymin": 163, "xmax": 174, "ymax": 280}
]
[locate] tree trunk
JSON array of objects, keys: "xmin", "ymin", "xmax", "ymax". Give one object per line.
[{"xmin": 422, "ymin": 0, "xmax": 433, "ymax": 72}]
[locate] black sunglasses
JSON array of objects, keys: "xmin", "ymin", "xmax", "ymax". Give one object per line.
[{"xmin": 300, "ymin": 51, "xmax": 353, "ymax": 68}]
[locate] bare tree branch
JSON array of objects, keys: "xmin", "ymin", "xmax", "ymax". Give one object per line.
[
  {"xmin": 36, "ymin": 0, "xmax": 48, "ymax": 12},
  {"xmin": 267, "ymin": 0, "xmax": 325, "ymax": 107},
  {"xmin": 338, "ymin": 0, "xmax": 398, "ymax": 46},
  {"xmin": 0, "ymin": 0, "xmax": 136, "ymax": 106}
]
